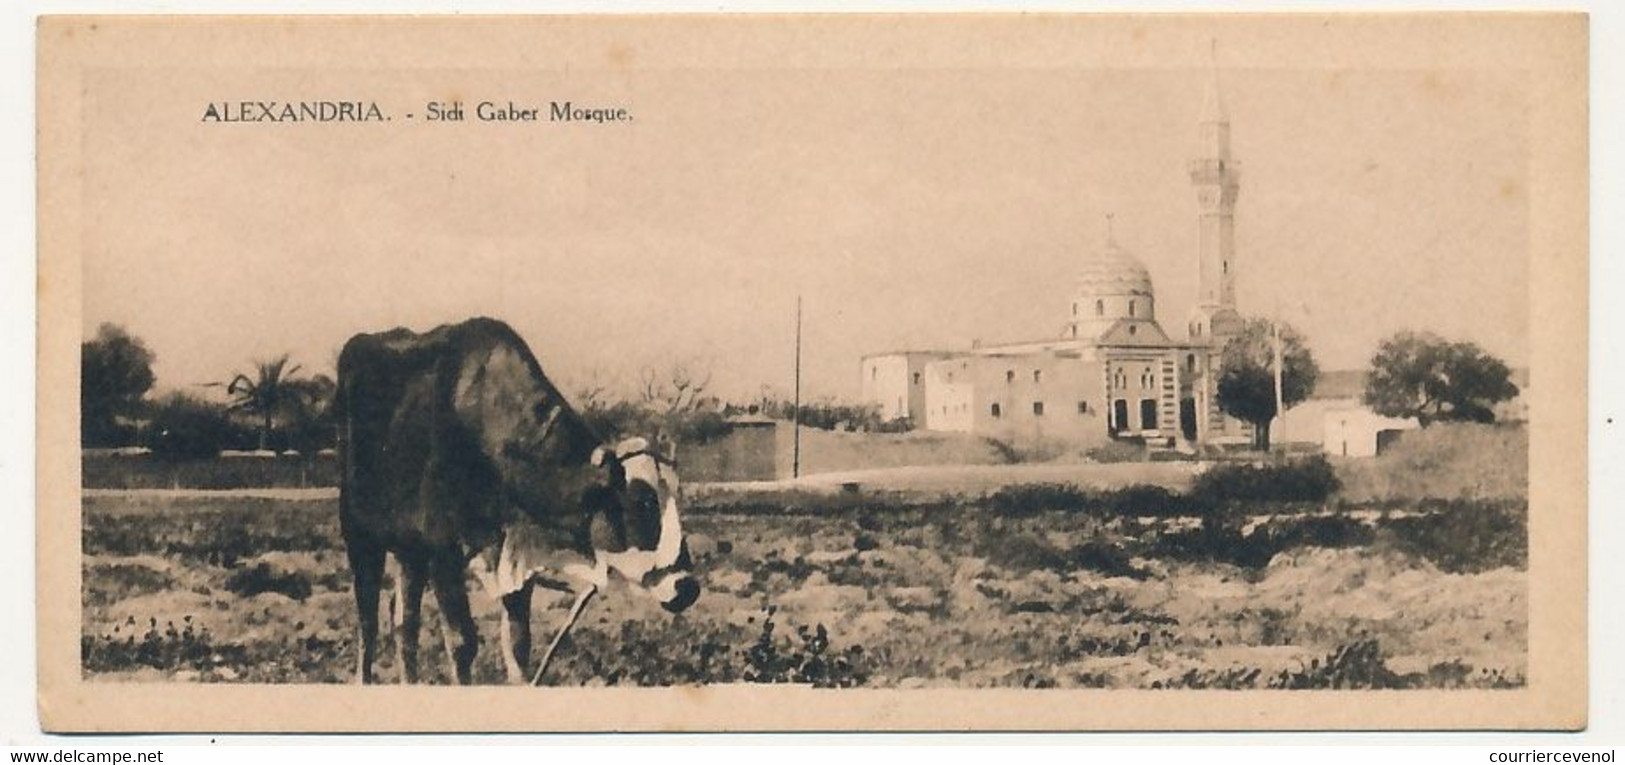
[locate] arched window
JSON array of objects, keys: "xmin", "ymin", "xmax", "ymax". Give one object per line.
[
  {"xmin": 991, "ymin": 403, "xmax": 1002, "ymax": 418},
  {"xmin": 1005, "ymin": 369, "xmax": 1015, "ymax": 384},
  {"xmin": 1095, "ymin": 299, "xmax": 1104, "ymax": 316},
  {"xmin": 1033, "ymin": 370, "xmax": 1042, "ymax": 384},
  {"xmin": 1129, "ymin": 299, "xmax": 1137, "ymax": 317},
  {"xmin": 1071, "ymin": 302, "xmax": 1078, "ymax": 316}
]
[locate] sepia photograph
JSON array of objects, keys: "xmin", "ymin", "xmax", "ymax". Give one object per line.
[{"xmin": 34, "ymin": 13, "xmax": 1588, "ymax": 731}]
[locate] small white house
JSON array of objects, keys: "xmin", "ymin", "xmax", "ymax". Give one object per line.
[{"xmin": 1321, "ymin": 404, "xmax": 1419, "ymax": 458}]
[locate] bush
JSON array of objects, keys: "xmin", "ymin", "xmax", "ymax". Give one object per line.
[
  {"xmin": 987, "ymin": 483, "xmax": 1096, "ymax": 516},
  {"xmin": 1383, "ymin": 500, "xmax": 1526, "ymax": 573},
  {"xmin": 82, "ymin": 615, "xmax": 227, "ymax": 674},
  {"xmin": 224, "ymin": 563, "xmax": 313, "ymax": 601},
  {"xmin": 148, "ymin": 394, "xmax": 252, "ymax": 460},
  {"xmin": 1150, "ymin": 510, "xmax": 1371, "ymax": 570},
  {"xmin": 741, "ymin": 607, "xmax": 869, "ymax": 688},
  {"xmin": 1267, "ymin": 639, "xmax": 1415, "ymax": 690},
  {"xmin": 1105, "ymin": 485, "xmax": 1192, "ymax": 517},
  {"xmin": 985, "ymin": 483, "xmax": 1195, "ymax": 518},
  {"xmin": 1191, "ymin": 455, "xmax": 1341, "ymax": 505}
]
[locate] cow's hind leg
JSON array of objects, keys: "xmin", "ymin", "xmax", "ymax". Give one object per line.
[
  {"xmin": 499, "ymin": 583, "xmax": 533, "ymax": 684},
  {"xmin": 393, "ymin": 557, "xmax": 428, "ymax": 684},
  {"xmin": 345, "ymin": 538, "xmax": 386, "ymax": 685},
  {"xmin": 430, "ymin": 556, "xmax": 480, "ymax": 685}
]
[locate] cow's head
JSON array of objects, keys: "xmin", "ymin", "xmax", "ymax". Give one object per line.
[{"xmin": 584, "ymin": 437, "xmax": 700, "ymax": 614}]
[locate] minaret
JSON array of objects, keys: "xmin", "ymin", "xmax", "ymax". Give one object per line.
[{"xmin": 1187, "ymin": 40, "xmax": 1243, "ymax": 342}]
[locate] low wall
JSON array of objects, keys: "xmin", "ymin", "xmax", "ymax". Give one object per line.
[
  {"xmin": 678, "ymin": 425, "xmax": 782, "ymax": 483},
  {"xmin": 83, "ymin": 425, "xmax": 1019, "ymax": 488},
  {"xmin": 681, "ymin": 423, "xmax": 1010, "ymax": 482},
  {"xmin": 82, "ymin": 453, "xmax": 340, "ymax": 490}
]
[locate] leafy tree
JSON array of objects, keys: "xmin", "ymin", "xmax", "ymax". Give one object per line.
[
  {"xmin": 1362, "ymin": 331, "xmax": 1518, "ymax": 426},
  {"xmin": 81, "ymin": 323, "xmax": 156, "ymax": 447},
  {"xmin": 281, "ymin": 373, "xmax": 338, "ymax": 452},
  {"xmin": 148, "ymin": 392, "xmax": 247, "ymax": 460},
  {"xmin": 213, "ymin": 355, "xmax": 324, "ymax": 451},
  {"xmin": 1215, "ymin": 317, "xmax": 1320, "ymax": 450}
]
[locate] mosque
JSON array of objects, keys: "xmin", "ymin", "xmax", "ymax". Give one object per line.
[{"xmin": 859, "ymin": 55, "xmax": 1255, "ymax": 450}]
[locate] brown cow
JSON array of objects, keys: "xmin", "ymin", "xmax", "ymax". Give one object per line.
[{"xmin": 336, "ymin": 317, "xmax": 698, "ymax": 684}]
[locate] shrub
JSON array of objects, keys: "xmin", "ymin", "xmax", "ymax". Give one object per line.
[
  {"xmin": 1268, "ymin": 639, "xmax": 1415, "ymax": 690},
  {"xmin": 148, "ymin": 394, "xmax": 253, "ymax": 460},
  {"xmin": 986, "ymin": 483, "xmax": 1096, "ymax": 516},
  {"xmin": 1102, "ymin": 485, "xmax": 1192, "ymax": 517},
  {"xmin": 741, "ymin": 607, "xmax": 869, "ymax": 688},
  {"xmin": 223, "ymin": 563, "xmax": 313, "ymax": 601},
  {"xmin": 1068, "ymin": 539, "xmax": 1151, "ymax": 580},
  {"xmin": 1151, "ymin": 510, "xmax": 1371, "ymax": 570},
  {"xmin": 1191, "ymin": 455, "xmax": 1341, "ymax": 505},
  {"xmin": 82, "ymin": 615, "xmax": 230, "ymax": 674},
  {"xmin": 1382, "ymin": 500, "xmax": 1527, "ymax": 573},
  {"xmin": 985, "ymin": 483, "xmax": 1194, "ymax": 518}
]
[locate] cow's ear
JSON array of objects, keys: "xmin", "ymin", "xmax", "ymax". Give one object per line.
[{"xmin": 655, "ymin": 432, "xmax": 678, "ymax": 461}]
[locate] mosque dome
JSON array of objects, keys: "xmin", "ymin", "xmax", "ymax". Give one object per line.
[
  {"xmin": 1065, "ymin": 219, "xmax": 1158, "ymax": 341},
  {"xmin": 1075, "ymin": 236, "xmax": 1154, "ymax": 299}
]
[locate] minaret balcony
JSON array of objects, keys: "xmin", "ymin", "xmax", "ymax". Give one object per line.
[{"xmin": 1187, "ymin": 158, "xmax": 1241, "ymax": 184}]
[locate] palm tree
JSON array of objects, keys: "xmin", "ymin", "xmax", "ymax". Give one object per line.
[{"xmin": 213, "ymin": 355, "xmax": 315, "ymax": 451}]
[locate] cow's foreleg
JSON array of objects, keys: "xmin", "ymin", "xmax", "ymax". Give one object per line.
[
  {"xmin": 345, "ymin": 539, "xmax": 386, "ymax": 685},
  {"xmin": 393, "ymin": 559, "xmax": 427, "ymax": 684},
  {"xmin": 430, "ymin": 558, "xmax": 480, "ymax": 685},
  {"xmin": 531, "ymin": 584, "xmax": 596, "ymax": 686},
  {"xmin": 499, "ymin": 583, "xmax": 533, "ymax": 684}
]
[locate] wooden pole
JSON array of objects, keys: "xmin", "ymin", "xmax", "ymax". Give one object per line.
[
  {"xmin": 1271, "ymin": 318, "xmax": 1284, "ymax": 450},
  {"xmin": 792, "ymin": 295, "xmax": 802, "ymax": 479}
]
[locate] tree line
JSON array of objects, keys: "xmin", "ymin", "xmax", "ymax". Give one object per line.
[
  {"xmin": 80, "ymin": 324, "xmax": 890, "ymax": 461},
  {"xmin": 82, "ymin": 318, "xmax": 1521, "ymax": 460},
  {"xmin": 1211, "ymin": 318, "xmax": 1521, "ymax": 450},
  {"xmin": 81, "ymin": 324, "xmax": 336, "ymax": 458}
]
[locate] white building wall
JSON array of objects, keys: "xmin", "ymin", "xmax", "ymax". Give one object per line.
[
  {"xmin": 859, "ymin": 354, "xmax": 913, "ymax": 421},
  {"xmin": 922, "ymin": 358, "xmax": 976, "ymax": 432},
  {"xmin": 1322, "ymin": 405, "xmax": 1420, "ymax": 457}
]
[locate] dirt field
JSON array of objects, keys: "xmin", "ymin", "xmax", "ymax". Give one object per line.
[{"xmin": 81, "ymin": 490, "xmax": 1526, "ymax": 689}]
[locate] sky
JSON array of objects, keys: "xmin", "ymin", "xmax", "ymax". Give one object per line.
[{"xmin": 80, "ymin": 55, "xmax": 1531, "ymax": 404}]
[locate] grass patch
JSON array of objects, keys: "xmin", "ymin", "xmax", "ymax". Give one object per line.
[
  {"xmin": 1337, "ymin": 423, "xmax": 1527, "ymax": 502},
  {"xmin": 1382, "ymin": 500, "xmax": 1527, "ymax": 574},
  {"xmin": 82, "ymin": 562, "xmax": 175, "ymax": 607}
]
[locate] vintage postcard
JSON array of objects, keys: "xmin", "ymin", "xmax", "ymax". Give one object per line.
[{"xmin": 36, "ymin": 14, "xmax": 1588, "ymax": 731}]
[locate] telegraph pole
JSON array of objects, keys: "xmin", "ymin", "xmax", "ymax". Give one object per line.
[
  {"xmin": 792, "ymin": 295, "xmax": 803, "ymax": 479},
  {"xmin": 1271, "ymin": 318, "xmax": 1284, "ymax": 451}
]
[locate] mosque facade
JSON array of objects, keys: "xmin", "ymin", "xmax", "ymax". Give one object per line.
[{"xmin": 860, "ymin": 57, "xmax": 1254, "ymax": 450}]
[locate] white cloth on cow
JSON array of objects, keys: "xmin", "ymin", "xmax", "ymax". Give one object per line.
[
  {"xmin": 475, "ymin": 437, "xmax": 679, "ymax": 598},
  {"xmin": 483, "ymin": 518, "xmax": 603, "ymax": 596}
]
